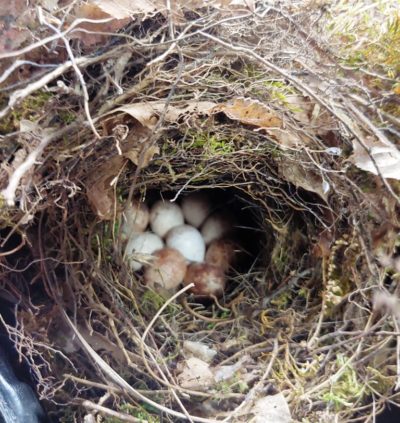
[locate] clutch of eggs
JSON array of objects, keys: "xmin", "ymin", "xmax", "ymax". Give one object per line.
[{"xmin": 122, "ymin": 193, "xmax": 238, "ymax": 297}]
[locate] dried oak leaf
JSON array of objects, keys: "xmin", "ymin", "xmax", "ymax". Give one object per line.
[
  {"xmin": 109, "ymin": 101, "xmax": 216, "ymax": 129},
  {"xmin": 93, "ymin": 0, "xmax": 255, "ymax": 25},
  {"xmin": 216, "ymin": 97, "xmax": 282, "ymax": 128},
  {"xmin": 215, "ymin": 97, "xmax": 312, "ymax": 147}
]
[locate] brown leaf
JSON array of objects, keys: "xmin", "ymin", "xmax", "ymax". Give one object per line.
[
  {"xmin": 71, "ymin": 3, "xmax": 131, "ymax": 47},
  {"xmin": 108, "ymin": 101, "xmax": 216, "ymax": 129},
  {"xmin": 278, "ymin": 160, "xmax": 328, "ymax": 201},
  {"xmin": 217, "ymin": 97, "xmax": 282, "ymax": 128},
  {"xmin": 124, "ymin": 144, "xmax": 159, "ymax": 168},
  {"xmin": 87, "ymin": 156, "xmax": 124, "ymax": 220},
  {"xmin": 265, "ymin": 128, "xmax": 308, "ymax": 148}
]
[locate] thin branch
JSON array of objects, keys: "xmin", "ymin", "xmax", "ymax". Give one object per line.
[
  {"xmin": 83, "ymin": 401, "xmax": 148, "ymax": 423},
  {"xmin": 38, "ymin": 8, "xmax": 100, "ymax": 138}
]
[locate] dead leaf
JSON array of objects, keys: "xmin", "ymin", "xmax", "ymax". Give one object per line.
[
  {"xmin": 234, "ymin": 393, "xmax": 291, "ymax": 423},
  {"xmin": 265, "ymin": 128, "xmax": 307, "ymax": 148},
  {"xmin": 332, "ymin": 107, "xmax": 400, "ymax": 180},
  {"xmin": 71, "ymin": 3, "xmax": 131, "ymax": 47},
  {"xmin": 213, "ymin": 355, "xmax": 249, "ymax": 382},
  {"xmin": 282, "ymin": 95, "xmax": 312, "ymax": 125},
  {"xmin": 177, "ymin": 357, "xmax": 215, "ymax": 390},
  {"xmin": 251, "ymin": 393, "xmax": 291, "ymax": 423},
  {"xmin": 72, "ymin": 1, "xmax": 252, "ymax": 46},
  {"xmin": 183, "ymin": 341, "xmax": 217, "ymax": 363},
  {"xmin": 351, "ymin": 136, "xmax": 400, "ymax": 180},
  {"xmin": 108, "ymin": 101, "xmax": 216, "ymax": 129},
  {"xmin": 95, "ymin": 0, "xmax": 157, "ymax": 18},
  {"xmin": 87, "ymin": 156, "xmax": 124, "ymax": 220},
  {"xmin": 284, "ymin": 95, "xmax": 336, "ymax": 134},
  {"xmin": 39, "ymin": 0, "xmax": 59, "ymax": 11},
  {"xmin": 216, "ymin": 97, "xmax": 282, "ymax": 128},
  {"xmin": 215, "ymin": 97, "xmax": 316, "ymax": 147},
  {"xmin": 278, "ymin": 159, "xmax": 328, "ymax": 201},
  {"xmin": 124, "ymin": 144, "xmax": 159, "ymax": 168}
]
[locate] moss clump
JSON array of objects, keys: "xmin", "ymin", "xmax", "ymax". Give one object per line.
[
  {"xmin": 104, "ymin": 403, "xmax": 161, "ymax": 423},
  {"xmin": 320, "ymin": 354, "xmax": 365, "ymax": 411},
  {"xmin": 0, "ymin": 91, "xmax": 53, "ymax": 134},
  {"xmin": 189, "ymin": 132, "xmax": 235, "ymax": 155},
  {"xmin": 58, "ymin": 110, "xmax": 77, "ymax": 124}
]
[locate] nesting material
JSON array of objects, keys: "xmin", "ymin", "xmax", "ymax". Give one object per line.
[
  {"xmin": 150, "ymin": 201, "xmax": 184, "ymax": 238},
  {"xmin": 144, "ymin": 247, "xmax": 187, "ymax": 290},
  {"xmin": 181, "ymin": 192, "xmax": 212, "ymax": 228},
  {"xmin": 125, "ymin": 232, "xmax": 164, "ymax": 271},
  {"xmin": 166, "ymin": 224, "xmax": 206, "ymax": 262},
  {"xmin": 183, "ymin": 262, "xmax": 226, "ymax": 297},
  {"xmin": 121, "ymin": 199, "xmax": 149, "ymax": 239},
  {"xmin": 201, "ymin": 211, "xmax": 235, "ymax": 245}
]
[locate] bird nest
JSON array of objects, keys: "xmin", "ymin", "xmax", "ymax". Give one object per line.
[{"xmin": 0, "ymin": 2, "xmax": 399, "ymax": 422}]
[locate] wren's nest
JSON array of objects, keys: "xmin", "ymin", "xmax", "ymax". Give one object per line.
[{"xmin": 1, "ymin": 2, "xmax": 400, "ymax": 422}]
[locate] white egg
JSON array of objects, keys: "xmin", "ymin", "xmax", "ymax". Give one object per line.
[
  {"xmin": 125, "ymin": 232, "xmax": 164, "ymax": 271},
  {"xmin": 144, "ymin": 248, "xmax": 187, "ymax": 290},
  {"xmin": 166, "ymin": 225, "xmax": 205, "ymax": 262},
  {"xmin": 201, "ymin": 212, "xmax": 234, "ymax": 245},
  {"xmin": 181, "ymin": 191, "xmax": 212, "ymax": 228},
  {"xmin": 121, "ymin": 199, "xmax": 149, "ymax": 240},
  {"xmin": 150, "ymin": 200, "xmax": 184, "ymax": 238}
]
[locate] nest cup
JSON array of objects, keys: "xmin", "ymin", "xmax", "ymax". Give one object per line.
[
  {"xmin": 1, "ymin": 99, "xmax": 396, "ymax": 422},
  {"xmin": 2, "ymin": 143, "xmax": 329, "ymax": 421}
]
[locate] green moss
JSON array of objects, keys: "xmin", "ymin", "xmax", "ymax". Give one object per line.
[
  {"xmin": 367, "ymin": 366, "xmax": 396, "ymax": 395},
  {"xmin": 142, "ymin": 290, "xmax": 166, "ymax": 310},
  {"xmin": 270, "ymin": 291, "xmax": 291, "ymax": 310},
  {"xmin": 216, "ymin": 373, "xmax": 249, "ymax": 395},
  {"xmin": 104, "ymin": 403, "xmax": 160, "ymax": 423},
  {"xmin": 263, "ymin": 80, "xmax": 297, "ymax": 104},
  {"xmin": 0, "ymin": 90, "xmax": 53, "ymax": 134},
  {"xmin": 187, "ymin": 132, "xmax": 235, "ymax": 156},
  {"xmin": 320, "ymin": 354, "xmax": 365, "ymax": 410},
  {"xmin": 141, "ymin": 290, "xmax": 180, "ymax": 316},
  {"xmin": 58, "ymin": 110, "xmax": 77, "ymax": 124}
]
